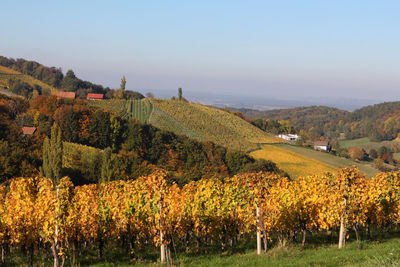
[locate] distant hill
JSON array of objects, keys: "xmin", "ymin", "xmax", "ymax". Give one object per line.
[
  {"xmin": 0, "ymin": 56, "xmax": 145, "ymax": 100},
  {"xmin": 0, "ymin": 65, "xmax": 58, "ymax": 96},
  {"xmin": 237, "ymin": 102, "xmax": 400, "ymax": 141}
]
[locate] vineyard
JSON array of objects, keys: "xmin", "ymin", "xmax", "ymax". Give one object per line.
[
  {"xmin": 3, "ymin": 168, "xmax": 400, "ymax": 265},
  {"xmin": 89, "ymin": 99, "xmax": 153, "ymax": 123},
  {"xmin": 0, "ymin": 65, "xmax": 58, "ymax": 94},
  {"xmin": 275, "ymin": 143, "xmax": 380, "ymax": 177},
  {"xmin": 250, "ymin": 144, "xmax": 338, "ymax": 177},
  {"xmin": 150, "ymin": 99, "xmax": 280, "ymax": 151}
]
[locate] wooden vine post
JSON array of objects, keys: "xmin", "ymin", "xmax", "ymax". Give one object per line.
[
  {"xmin": 256, "ymin": 205, "xmax": 261, "ymax": 255},
  {"xmin": 159, "ymin": 191, "xmax": 166, "ymax": 264}
]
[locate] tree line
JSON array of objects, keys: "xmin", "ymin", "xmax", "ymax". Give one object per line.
[
  {"xmin": 0, "ymin": 56, "xmax": 144, "ymax": 100},
  {"xmin": 240, "ymin": 103, "xmax": 400, "ymax": 142}
]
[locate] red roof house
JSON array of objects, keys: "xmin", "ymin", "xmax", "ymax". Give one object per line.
[
  {"xmin": 22, "ymin": 127, "xmax": 36, "ymax": 135},
  {"xmin": 87, "ymin": 93, "xmax": 104, "ymax": 100},
  {"xmin": 57, "ymin": 91, "xmax": 76, "ymax": 99}
]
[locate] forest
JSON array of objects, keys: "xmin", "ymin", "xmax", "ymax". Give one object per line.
[
  {"xmin": 240, "ymin": 103, "xmax": 400, "ymax": 142},
  {"xmin": 0, "ymin": 56, "xmax": 144, "ymax": 100},
  {"xmin": 0, "ymin": 93, "xmax": 280, "ymax": 186}
]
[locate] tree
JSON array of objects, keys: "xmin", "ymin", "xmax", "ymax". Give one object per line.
[
  {"xmin": 348, "ymin": 147, "xmax": 366, "ymax": 161},
  {"xmin": 146, "ymin": 92, "xmax": 154, "ymax": 99},
  {"xmin": 62, "ymin": 70, "xmax": 78, "ymax": 91},
  {"xmin": 369, "ymin": 149, "xmax": 378, "ymax": 159},
  {"xmin": 42, "ymin": 124, "xmax": 63, "ymax": 182},
  {"xmin": 178, "ymin": 88, "xmax": 182, "ymax": 100},
  {"xmin": 120, "ymin": 76, "xmax": 126, "ymax": 91},
  {"xmin": 101, "ymin": 147, "xmax": 113, "ymax": 183},
  {"xmin": 116, "ymin": 76, "xmax": 126, "ymax": 99}
]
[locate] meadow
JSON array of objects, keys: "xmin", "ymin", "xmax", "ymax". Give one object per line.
[{"xmin": 339, "ymin": 137, "xmax": 400, "ymax": 151}]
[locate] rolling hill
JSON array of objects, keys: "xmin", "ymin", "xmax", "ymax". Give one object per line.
[
  {"xmin": 149, "ymin": 99, "xmax": 281, "ymax": 152},
  {"xmin": 146, "ymin": 99, "xmax": 382, "ymax": 177},
  {"xmin": 0, "ymin": 65, "xmax": 58, "ymax": 95}
]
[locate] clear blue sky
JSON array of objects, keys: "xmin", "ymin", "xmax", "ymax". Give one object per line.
[{"xmin": 2, "ymin": 0, "xmax": 400, "ymax": 101}]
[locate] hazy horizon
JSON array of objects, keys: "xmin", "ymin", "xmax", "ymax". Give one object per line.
[{"xmin": 2, "ymin": 1, "xmax": 400, "ymax": 106}]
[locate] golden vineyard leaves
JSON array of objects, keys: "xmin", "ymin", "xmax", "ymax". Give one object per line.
[{"xmin": 2, "ymin": 168, "xmax": 400, "ymax": 260}]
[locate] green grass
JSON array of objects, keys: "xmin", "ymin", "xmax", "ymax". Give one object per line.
[
  {"xmin": 340, "ymin": 137, "xmax": 399, "ymax": 151},
  {"xmin": 275, "ymin": 143, "xmax": 379, "ymax": 177},
  {"xmin": 84, "ymin": 238, "xmax": 400, "ymax": 266}
]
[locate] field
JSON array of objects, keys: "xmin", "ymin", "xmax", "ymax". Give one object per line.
[
  {"xmin": 340, "ymin": 137, "xmax": 400, "ymax": 151},
  {"xmin": 0, "ymin": 65, "xmax": 58, "ymax": 94},
  {"xmin": 276, "ymin": 143, "xmax": 379, "ymax": 177},
  {"xmin": 150, "ymin": 99, "xmax": 281, "ymax": 151},
  {"xmin": 89, "ymin": 98, "xmax": 153, "ymax": 123},
  {"xmin": 250, "ymin": 144, "xmax": 337, "ymax": 177}
]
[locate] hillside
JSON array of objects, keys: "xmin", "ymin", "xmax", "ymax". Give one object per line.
[
  {"xmin": 239, "ymin": 101, "xmax": 400, "ymax": 141},
  {"xmin": 88, "ymin": 98, "xmax": 153, "ymax": 123},
  {"xmin": 0, "ymin": 65, "xmax": 58, "ymax": 95},
  {"xmin": 149, "ymin": 99, "xmax": 281, "ymax": 152}
]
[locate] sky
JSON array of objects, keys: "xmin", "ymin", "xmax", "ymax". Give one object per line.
[{"xmin": 1, "ymin": 0, "xmax": 400, "ymax": 104}]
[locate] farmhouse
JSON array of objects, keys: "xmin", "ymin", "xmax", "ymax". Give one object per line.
[
  {"xmin": 314, "ymin": 140, "xmax": 329, "ymax": 151},
  {"xmin": 278, "ymin": 134, "xmax": 299, "ymax": 141},
  {"xmin": 87, "ymin": 93, "xmax": 104, "ymax": 100},
  {"xmin": 21, "ymin": 126, "xmax": 36, "ymax": 135},
  {"xmin": 57, "ymin": 91, "xmax": 76, "ymax": 99}
]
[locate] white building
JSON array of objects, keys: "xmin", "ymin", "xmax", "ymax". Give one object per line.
[
  {"xmin": 314, "ymin": 141, "xmax": 329, "ymax": 151},
  {"xmin": 278, "ymin": 134, "xmax": 299, "ymax": 141}
]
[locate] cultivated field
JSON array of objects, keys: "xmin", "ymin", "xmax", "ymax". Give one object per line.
[
  {"xmin": 89, "ymin": 98, "xmax": 153, "ymax": 123},
  {"xmin": 250, "ymin": 144, "xmax": 337, "ymax": 177},
  {"xmin": 276, "ymin": 143, "xmax": 379, "ymax": 177},
  {"xmin": 150, "ymin": 99, "xmax": 280, "ymax": 151}
]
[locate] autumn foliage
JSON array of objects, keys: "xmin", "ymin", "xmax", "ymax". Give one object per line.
[{"xmin": 3, "ymin": 168, "xmax": 400, "ymax": 264}]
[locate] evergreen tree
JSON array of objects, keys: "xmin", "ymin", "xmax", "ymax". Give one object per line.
[
  {"xmin": 42, "ymin": 123, "xmax": 63, "ymax": 183},
  {"xmin": 101, "ymin": 147, "xmax": 113, "ymax": 183}
]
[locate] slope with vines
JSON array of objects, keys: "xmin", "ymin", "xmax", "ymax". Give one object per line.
[
  {"xmin": 150, "ymin": 99, "xmax": 281, "ymax": 151},
  {"xmin": 0, "ymin": 66, "xmax": 58, "ymax": 94}
]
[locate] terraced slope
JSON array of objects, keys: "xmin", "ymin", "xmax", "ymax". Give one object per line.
[
  {"xmin": 0, "ymin": 66, "xmax": 58, "ymax": 94},
  {"xmin": 150, "ymin": 99, "xmax": 281, "ymax": 151}
]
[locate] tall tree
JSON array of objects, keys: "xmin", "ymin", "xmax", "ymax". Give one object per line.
[
  {"xmin": 101, "ymin": 147, "xmax": 113, "ymax": 183},
  {"xmin": 117, "ymin": 76, "xmax": 126, "ymax": 99},
  {"xmin": 62, "ymin": 70, "xmax": 78, "ymax": 91},
  {"xmin": 42, "ymin": 124, "xmax": 63, "ymax": 182},
  {"xmin": 178, "ymin": 88, "xmax": 183, "ymax": 100}
]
